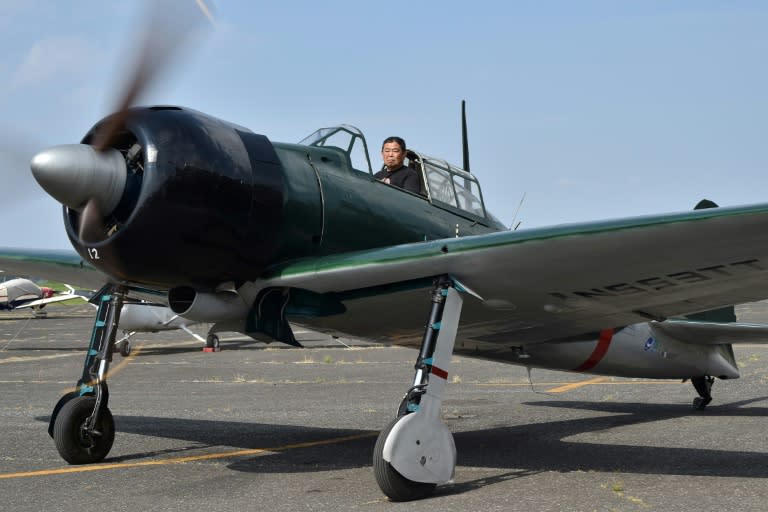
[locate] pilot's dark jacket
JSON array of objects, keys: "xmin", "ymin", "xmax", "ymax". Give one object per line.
[{"xmin": 374, "ymin": 165, "xmax": 420, "ymax": 194}]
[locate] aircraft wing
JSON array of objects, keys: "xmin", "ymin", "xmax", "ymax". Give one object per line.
[
  {"xmin": 0, "ymin": 248, "xmax": 105, "ymax": 290},
  {"xmin": 5, "ymin": 203, "xmax": 768, "ymax": 346},
  {"xmin": 15, "ymin": 293, "xmax": 89, "ymax": 309},
  {"xmin": 259, "ymin": 203, "xmax": 768, "ymax": 345},
  {"xmin": 651, "ymin": 320, "xmax": 768, "ymax": 345}
]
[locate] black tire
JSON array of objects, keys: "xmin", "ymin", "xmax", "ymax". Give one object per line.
[
  {"xmin": 119, "ymin": 341, "xmax": 131, "ymax": 357},
  {"xmin": 53, "ymin": 396, "xmax": 115, "ymax": 464},
  {"xmin": 206, "ymin": 334, "xmax": 220, "ymax": 349},
  {"xmin": 48, "ymin": 392, "xmax": 79, "ymax": 438},
  {"xmin": 373, "ymin": 417, "xmax": 436, "ymax": 501},
  {"xmin": 693, "ymin": 397, "xmax": 711, "ymax": 410}
]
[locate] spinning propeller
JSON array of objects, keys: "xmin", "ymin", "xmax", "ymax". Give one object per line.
[{"xmin": 30, "ymin": 1, "xmax": 215, "ymax": 245}]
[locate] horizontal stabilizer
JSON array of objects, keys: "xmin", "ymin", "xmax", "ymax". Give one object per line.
[{"xmin": 652, "ymin": 320, "xmax": 768, "ymax": 345}]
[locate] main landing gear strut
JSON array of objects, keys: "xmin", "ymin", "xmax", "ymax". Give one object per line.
[
  {"xmin": 373, "ymin": 276, "xmax": 463, "ymax": 501},
  {"xmin": 48, "ymin": 286, "xmax": 126, "ymax": 464},
  {"xmin": 691, "ymin": 375, "xmax": 715, "ymax": 410}
]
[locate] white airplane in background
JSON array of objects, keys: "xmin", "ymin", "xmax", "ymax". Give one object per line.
[
  {"xmin": 0, "ymin": 277, "xmax": 87, "ymax": 317},
  {"xmin": 0, "ymin": 274, "xmax": 216, "ymax": 355}
]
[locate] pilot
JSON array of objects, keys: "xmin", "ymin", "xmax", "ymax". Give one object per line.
[{"xmin": 374, "ymin": 136, "xmax": 420, "ymax": 194}]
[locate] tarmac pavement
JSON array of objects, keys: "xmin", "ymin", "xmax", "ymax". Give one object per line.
[{"xmin": 1, "ymin": 303, "xmax": 768, "ymax": 511}]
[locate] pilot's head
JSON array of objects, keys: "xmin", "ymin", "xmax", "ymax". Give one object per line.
[{"xmin": 381, "ymin": 136, "xmax": 406, "ymax": 170}]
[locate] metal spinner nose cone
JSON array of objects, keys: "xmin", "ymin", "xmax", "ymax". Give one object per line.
[
  {"xmin": 30, "ymin": 144, "xmax": 127, "ymax": 213},
  {"xmin": 30, "ymin": 147, "xmax": 75, "ymax": 204}
]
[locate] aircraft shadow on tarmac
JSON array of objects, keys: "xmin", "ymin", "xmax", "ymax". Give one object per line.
[
  {"xmin": 456, "ymin": 397, "xmax": 768, "ymax": 476},
  {"xmin": 33, "ymin": 395, "xmax": 768, "ymax": 491}
]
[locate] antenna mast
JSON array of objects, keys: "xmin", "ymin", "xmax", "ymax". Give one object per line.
[{"xmin": 461, "ymin": 100, "xmax": 470, "ymax": 173}]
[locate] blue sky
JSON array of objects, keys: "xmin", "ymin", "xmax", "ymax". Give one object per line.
[{"xmin": 2, "ymin": 1, "xmax": 767, "ymax": 249}]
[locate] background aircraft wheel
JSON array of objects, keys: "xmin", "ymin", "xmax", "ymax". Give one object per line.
[
  {"xmin": 373, "ymin": 417, "xmax": 436, "ymax": 501},
  {"xmin": 119, "ymin": 341, "xmax": 131, "ymax": 357},
  {"xmin": 53, "ymin": 396, "xmax": 115, "ymax": 464},
  {"xmin": 206, "ymin": 334, "xmax": 220, "ymax": 349}
]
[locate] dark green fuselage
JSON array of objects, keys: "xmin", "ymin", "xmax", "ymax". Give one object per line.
[
  {"xmin": 59, "ymin": 107, "xmax": 504, "ymax": 290},
  {"xmin": 271, "ymin": 142, "xmax": 504, "ymax": 263}
]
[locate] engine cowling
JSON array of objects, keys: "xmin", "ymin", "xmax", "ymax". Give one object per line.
[
  {"xmin": 56, "ymin": 107, "xmax": 313, "ymax": 289},
  {"xmin": 32, "ymin": 105, "xmax": 488, "ymax": 293}
]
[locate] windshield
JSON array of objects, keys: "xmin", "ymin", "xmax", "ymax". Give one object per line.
[
  {"xmin": 298, "ymin": 125, "xmax": 373, "ymax": 174},
  {"xmin": 419, "ymin": 154, "xmax": 486, "ymax": 218}
]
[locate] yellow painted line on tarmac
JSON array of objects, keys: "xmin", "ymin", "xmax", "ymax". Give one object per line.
[
  {"xmin": 547, "ymin": 376, "xmax": 610, "ymax": 393},
  {"xmin": 0, "ymin": 432, "xmax": 376, "ymax": 480},
  {"xmin": 477, "ymin": 380, "xmax": 685, "ymax": 388},
  {"xmin": 474, "ymin": 382, "xmax": 583, "ymax": 387},
  {"xmin": 546, "ymin": 377, "xmax": 687, "ymax": 393},
  {"xmin": 594, "ymin": 380, "xmax": 684, "ymax": 386}
]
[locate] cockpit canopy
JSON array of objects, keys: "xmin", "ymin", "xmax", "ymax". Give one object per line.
[
  {"xmin": 299, "ymin": 125, "xmax": 488, "ymax": 221},
  {"xmin": 298, "ymin": 125, "xmax": 374, "ymax": 173}
]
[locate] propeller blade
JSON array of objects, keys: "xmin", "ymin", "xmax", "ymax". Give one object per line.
[
  {"xmin": 77, "ymin": 198, "xmax": 125, "ymax": 277},
  {"xmin": 91, "ymin": 0, "xmax": 215, "ymax": 152},
  {"xmin": 0, "ymin": 130, "xmax": 45, "ymax": 204},
  {"xmin": 78, "ymin": 198, "xmax": 105, "ymax": 244},
  {"xmin": 26, "ymin": 1, "xmax": 215, "ymax": 258}
]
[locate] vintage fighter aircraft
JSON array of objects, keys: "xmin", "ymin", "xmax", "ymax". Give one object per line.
[
  {"xmin": 4, "ymin": 104, "xmax": 768, "ymax": 501},
  {"xmin": 0, "ymin": 277, "xmax": 87, "ymax": 316},
  {"xmin": 4, "ymin": 5, "xmax": 768, "ymax": 502}
]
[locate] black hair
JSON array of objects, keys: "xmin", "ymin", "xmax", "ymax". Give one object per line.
[{"xmin": 382, "ymin": 136, "xmax": 406, "ymax": 152}]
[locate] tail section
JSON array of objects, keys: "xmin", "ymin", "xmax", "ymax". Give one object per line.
[{"xmin": 685, "ymin": 199, "xmax": 736, "ymax": 323}]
